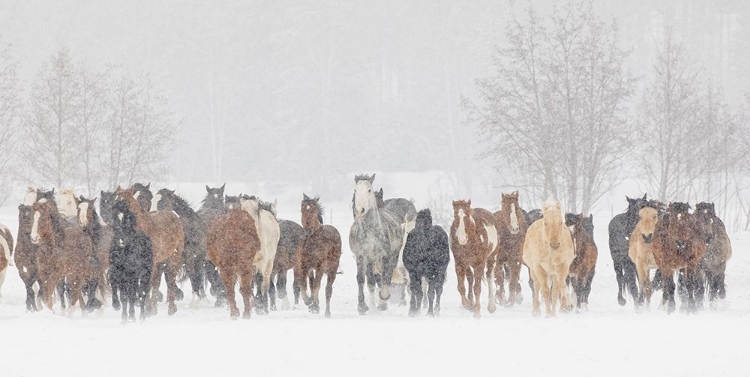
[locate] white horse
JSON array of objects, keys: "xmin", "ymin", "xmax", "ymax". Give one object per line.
[
  {"xmin": 58, "ymin": 189, "xmax": 79, "ymax": 219},
  {"xmin": 240, "ymin": 195, "xmax": 280, "ymax": 314}
]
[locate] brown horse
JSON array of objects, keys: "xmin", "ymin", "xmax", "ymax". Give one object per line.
[
  {"xmin": 116, "ymin": 186, "xmax": 185, "ymax": 316},
  {"xmin": 450, "ymin": 200, "xmax": 498, "ymax": 318},
  {"xmin": 694, "ymin": 202, "xmax": 732, "ymax": 307},
  {"xmin": 567, "ymin": 213, "xmax": 598, "ymax": 310},
  {"xmin": 493, "ymin": 191, "xmax": 528, "ymax": 307},
  {"xmin": 298, "ymin": 194, "xmax": 342, "ymax": 318},
  {"xmin": 206, "ymin": 207, "xmax": 260, "ymax": 319},
  {"xmin": 77, "ymin": 195, "xmax": 112, "ymax": 311},
  {"xmin": 522, "ymin": 198, "xmax": 574, "ymax": 317},
  {"xmin": 652, "ymin": 202, "xmax": 707, "ymax": 314},
  {"xmin": 628, "ymin": 206, "xmax": 659, "ymax": 308},
  {"xmin": 15, "ymin": 204, "xmax": 40, "ymax": 311},
  {"xmin": 30, "ymin": 199, "xmax": 96, "ymax": 315},
  {"xmin": 0, "ymin": 221, "xmax": 12, "ymax": 297}
]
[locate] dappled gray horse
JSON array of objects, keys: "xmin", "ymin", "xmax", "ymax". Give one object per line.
[{"xmin": 349, "ymin": 174, "xmax": 407, "ymax": 314}]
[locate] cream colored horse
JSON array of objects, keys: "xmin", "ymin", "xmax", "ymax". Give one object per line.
[
  {"xmin": 522, "ymin": 198, "xmax": 574, "ymax": 317},
  {"xmin": 58, "ymin": 189, "xmax": 79, "ymax": 219},
  {"xmin": 240, "ymin": 195, "xmax": 280, "ymax": 314},
  {"xmin": 628, "ymin": 206, "xmax": 659, "ymax": 308}
]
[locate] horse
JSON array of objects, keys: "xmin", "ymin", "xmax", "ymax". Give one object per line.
[
  {"xmin": 652, "ymin": 202, "xmax": 708, "ymax": 314},
  {"xmin": 265, "ymin": 218, "xmax": 305, "ymax": 311},
  {"xmin": 30, "ymin": 198, "xmax": 96, "ymax": 315},
  {"xmin": 0, "ymin": 221, "xmax": 12, "ymax": 297},
  {"xmin": 153, "ymin": 188, "xmax": 219, "ymax": 304},
  {"xmin": 239, "ymin": 195, "xmax": 280, "ymax": 315},
  {"xmin": 567, "ymin": 213, "xmax": 598, "ymax": 309},
  {"xmin": 523, "ymin": 209, "xmax": 543, "ymax": 225},
  {"xmin": 296, "ymin": 194, "xmax": 341, "ymax": 317},
  {"xmin": 608, "ymin": 194, "xmax": 648, "ymax": 306},
  {"xmin": 15, "ymin": 204, "xmax": 40, "ymax": 311},
  {"xmin": 196, "ymin": 184, "xmax": 227, "ymax": 303},
  {"xmin": 403, "ymin": 209, "xmax": 450, "ymax": 317},
  {"xmin": 694, "ymin": 202, "xmax": 732, "ymax": 307},
  {"xmin": 110, "ymin": 199, "xmax": 153, "ymax": 322},
  {"xmin": 76, "ymin": 195, "xmax": 110, "ymax": 311},
  {"xmin": 350, "ymin": 174, "xmax": 406, "ymax": 314},
  {"xmin": 206, "ymin": 207, "xmax": 260, "ymax": 319},
  {"xmin": 116, "ymin": 186, "xmax": 184, "ymax": 316},
  {"xmin": 450, "ymin": 199, "xmax": 499, "ymax": 318},
  {"xmin": 58, "ymin": 189, "xmax": 79, "ymax": 218},
  {"xmin": 522, "ymin": 197, "xmax": 575, "ymax": 317},
  {"xmin": 493, "ymin": 191, "xmax": 528, "ymax": 307},
  {"xmin": 24, "ymin": 187, "xmax": 55, "ymax": 206},
  {"xmin": 628, "ymin": 206, "xmax": 659, "ymax": 308}
]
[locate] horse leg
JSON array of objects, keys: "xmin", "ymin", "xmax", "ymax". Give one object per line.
[
  {"xmin": 268, "ymin": 272, "xmax": 277, "ymax": 312},
  {"xmin": 165, "ymin": 259, "xmax": 178, "ymax": 316},
  {"xmin": 435, "ymin": 271, "xmax": 445, "ymax": 316},
  {"xmin": 239, "ymin": 268, "xmax": 253, "ymax": 319},
  {"xmin": 221, "ymin": 271, "xmax": 239, "ymax": 319},
  {"xmin": 455, "ymin": 264, "xmax": 469, "ymax": 310},
  {"xmin": 624, "ymin": 260, "xmax": 639, "ymax": 306},
  {"xmin": 310, "ymin": 269, "xmax": 323, "ymax": 314},
  {"xmin": 259, "ymin": 259, "xmax": 274, "ymax": 315},
  {"xmin": 426, "ymin": 277, "xmax": 437, "ymax": 317},
  {"xmin": 365, "ymin": 262, "xmax": 377, "ymax": 311},
  {"xmin": 558, "ymin": 272, "xmax": 572, "ymax": 313},
  {"xmin": 509, "ymin": 260, "xmax": 523, "ymax": 306},
  {"xmin": 485, "ymin": 258, "xmax": 497, "ymax": 314},
  {"xmin": 494, "ymin": 260, "xmax": 507, "ymax": 306},
  {"xmin": 205, "ymin": 261, "xmax": 226, "ymax": 306},
  {"xmin": 662, "ymin": 269, "xmax": 676, "ymax": 314},
  {"xmin": 355, "ymin": 256, "xmax": 368, "ymax": 315},
  {"xmin": 152, "ymin": 264, "xmax": 164, "ymax": 302},
  {"xmin": 613, "ymin": 260, "xmax": 626, "ymax": 306},
  {"xmin": 530, "ymin": 268, "xmax": 541, "ymax": 317},
  {"xmin": 466, "ymin": 267, "xmax": 475, "ymax": 309},
  {"xmin": 583, "ymin": 269, "xmax": 595, "ymax": 309},
  {"xmin": 324, "ymin": 271, "xmax": 336, "ymax": 318},
  {"xmin": 379, "ymin": 252, "xmax": 399, "ymax": 310},
  {"xmin": 277, "ymin": 270, "xmax": 290, "ymax": 310},
  {"xmin": 717, "ymin": 264, "xmax": 727, "ymax": 300},
  {"xmin": 57, "ymin": 280, "xmax": 67, "ymax": 310},
  {"xmin": 24, "ymin": 277, "xmax": 38, "ymax": 312},
  {"xmin": 471, "ymin": 264, "xmax": 483, "ymax": 318},
  {"xmin": 635, "ymin": 262, "xmax": 649, "ymax": 310},
  {"xmin": 408, "ymin": 271, "xmax": 421, "ymax": 317}
]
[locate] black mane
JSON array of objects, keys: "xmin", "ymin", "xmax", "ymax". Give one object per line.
[
  {"xmin": 303, "ymin": 195, "xmax": 325, "ymax": 225},
  {"xmin": 354, "ymin": 173, "xmax": 375, "ymax": 183},
  {"xmin": 158, "ymin": 189, "xmax": 197, "ymax": 217}
]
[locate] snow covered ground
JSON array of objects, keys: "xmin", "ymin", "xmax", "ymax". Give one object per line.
[{"xmin": 1, "ymin": 198, "xmax": 748, "ymax": 377}]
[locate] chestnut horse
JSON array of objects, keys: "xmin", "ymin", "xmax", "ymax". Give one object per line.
[
  {"xmin": 450, "ymin": 200, "xmax": 498, "ymax": 318},
  {"xmin": 207, "ymin": 207, "xmax": 260, "ymax": 319},
  {"xmin": 522, "ymin": 198, "xmax": 574, "ymax": 317},
  {"xmin": 116, "ymin": 186, "xmax": 185, "ymax": 316},
  {"xmin": 628, "ymin": 206, "xmax": 659, "ymax": 308},
  {"xmin": 493, "ymin": 191, "xmax": 528, "ymax": 307},
  {"xmin": 30, "ymin": 199, "xmax": 96, "ymax": 315},
  {"xmin": 15, "ymin": 204, "xmax": 40, "ymax": 311},
  {"xmin": 298, "ymin": 194, "xmax": 342, "ymax": 317},
  {"xmin": 0, "ymin": 221, "xmax": 13, "ymax": 297},
  {"xmin": 566, "ymin": 213, "xmax": 598, "ymax": 309},
  {"xmin": 652, "ymin": 202, "xmax": 707, "ymax": 314},
  {"xmin": 694, "ymin": 202, "xmax": 732, "ymax": 307}
]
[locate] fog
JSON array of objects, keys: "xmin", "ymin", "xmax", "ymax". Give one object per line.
[{"xmin": 0, "ymin": 0, "xmax": 748, "ymax": 210}]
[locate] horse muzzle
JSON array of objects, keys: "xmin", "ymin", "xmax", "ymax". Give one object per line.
[
  {"xmin": 642, "ymin": 233, "xmax": 653, "ymax": 244},
  {"xmin": 549, "ymin": 242, "xmax": 560, "ymax": 250},
  {"xmin": 30, "ymin": 236, "xmax": 40, "ymax": 245},
  {"xmin": 510, "ymin": 226, "xmax": 520, "ymax": 235}
]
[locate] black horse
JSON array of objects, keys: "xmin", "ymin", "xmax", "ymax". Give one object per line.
[
  {"xmin": 523, "ymin": 208, "xmax": 543, "ymax": 226},
  {"xmin": 196, "ymin": 184, "xmax": 228, "ymax": 305},
  {"xmin": 566, "ymin": 213, "xmax": 594, "ymax": 238},
  {"xmin": 608, "ymin": 194, "xmax": 648, "ymax": 306},
  {"xmin": 109, "ymin": 199, "xmax": 153, "ymax": 323},
  {"xmin": 402, "ymin": 209, "xmax": 450, "ymax": 317}
]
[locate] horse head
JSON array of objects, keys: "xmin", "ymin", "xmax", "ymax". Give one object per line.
[
  {"xmin": 301, "ymin": 194, "xmax": 324, "ymax": 229},
  {"xmin": 99, "ymin": 190, "xmax": 117, "ymax": 225},
  {"xmin": 452, "ymin": 200, "xmax": 474, "ymax": 246},
  {"xmin": 30, "ymin": 199, "xmax": 58, "ymax": 246},
  {"xmin": 225, "ymin": 195, "xmax": 241, "ymax": 210},
  {"xmin": 203, "ymin": 184, "xmax": 226, "ymax": 209},
  {"xmin": 636, "ymin": 207, "xmax": 658, "ymax": 244},
  {"xmin": 541, "ymin": 198, "xmax": 565, "ymax": 251},
  {"xmin": 667, "ymin": 202, "xmax": 694, "ymax": 250},
  {"xmin": 77, "ymin": 195, "xmax": 97, "ymax": 227},
  {"xmin": 694, "ymin": 202, "xmax": 717, "ymax": 244},
  {"xmin": 415, "ymin": 208, "xmax": 433, "ymax": 230},
  {"xmin": 501, "ymin": 191, "xmax": 522, "ymax": 234},
  {"xmin": 353, "ymin": 174, "xmax": 377, "ymax": 220},
  {"xmin": 112, "ymin": 199, "xmax": 137, "ymax": 239},
  {"xmin": 58, "ymin": 189, "xmax": 79, "ymax": 218},
  {"xmin": 153, "ymin": 188, "xmax": 176, "ymax": 212},
  {"xmin": 37, "ymin": 188, "xmax": 56, "ymax": 203},
  {"xmin": 131, "ymin": 183, "xmax": 153, "ymax": 213},
  {"xmin": 23, "ymin": 187, "xmax": 38, "ymax": 206},
  {"xmin": 625, "ymin": 194, "xmax": 648, "ymax": 218}
]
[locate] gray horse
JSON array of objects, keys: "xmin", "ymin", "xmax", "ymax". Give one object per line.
[{"xmin": 349, "ymin": 174, "xmax": 415, "ymax": 314}]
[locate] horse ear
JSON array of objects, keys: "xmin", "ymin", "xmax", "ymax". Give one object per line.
[
  {"xmin": 205, "ymin": 185, "xmax": 211, "ymax": 192},
  {"xmin": 642, "ymin": 193, "xmax": 647, "ymax": 200},
  {"xmin": 303, "ymin": 193, "xmax": 310, "ymax": 201},
  {"xmin": 370, "ymin": 174, "xmax": 376, "ymax": 183},
  {"xmin": 467, "ymin": 199, "xmax": 472, "ymax": 207},
  {"xmin": 555, "ymin": 202, "xmax": 562, "ymax": 212},
  {"xmin": 146, "ymin": 182, "xmax": 151, "ymax": 189},
  {"xmin": 220, "ymin": 183, "xmax": 226, "ymax": 192},
  {"xmin": 79, "ymin": 195, "xmax": 85, "ymax": 201},
  {"xmin": 378, "ymin": 188, "xmax": 383, "ymax": 196},
  {"xmin": 92, "ymin": 197, "xmax": 97, "ymax": 203},
  {"xmin": 272, "ymin": 199, "xmax": 277, "ymax": 210}
]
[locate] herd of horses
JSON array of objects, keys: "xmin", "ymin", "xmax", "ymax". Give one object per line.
[{"xmin": 0, "ymin": 175, "xmax": 733, "ymax": 321}]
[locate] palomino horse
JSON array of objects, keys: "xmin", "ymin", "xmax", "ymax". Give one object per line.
[
  {"xmin": 58, "ymin": 189, "xmax": 79, "ymax": 218},
  {"xmin": 196, "ymin": 184, "xmax": 227, "ymax": 302},
  {"xmin": 30, "ymin": 199, "xmax": 95, "ymax": 315},
  {"xmin": 110, "ymin": 199, "xmax": 153, "ymax": 322},
  {"xmin": 523, "ymin": 198, "xmax": 574, "ymax": 317},
  {"xmin": 694, "ymin": 202, "xmax": 732, "ymax": 307},
  {"xmin": 153, "ymin": 188, "xmax": 220, "ymax": 303},
  {"xmin": 493, "ymin": 191, "xmax": 528, "ymax": 307},
  {"xmin": 0, "ymin": 221, "xmax": 13, "ymax": 297},
  {"xmin": 116, "ymin": 186, "xmax": 184, "ymax": 316},
  {"xmin": 652, "ymin": 202, "xmax": 707, "ymax": 314},
  {"xmin": 239, "ymin": 195, "xmax": 280, "ymax": 314},
  {"xmin": 298, "ymin": 194, "xmax": 342, "ymax": 317},
  {"xmin": 450, "ymin": 200, "xmax": 499, "ymax": 318},
  {"xmin": 403, "ymin": 209, "xmax": 450, "ymax": 317},
  {"xmin": 15, "ymin": 204, "xmax": 40, "ymax": 311},
  {"xmin": 566, "ymin": 213, "xmax": 598, "ymax": 309},
  {"xmin": 628, "ymin": 206, "xmax": 659, "ymax": 308},
  {"xmin": 76, "ymin": 196, "xmax": 110, "ymax": 311},
  {"xmin": 207, "ymin": 207, "xmax": 260, "ymax": 319},
  {"xmin": 608, "ymin": 194, "xmax": 648, "ymax": 306},
  {"xmin": 350, "ymin": 174, "xmax": 405, "ymax": 314}
]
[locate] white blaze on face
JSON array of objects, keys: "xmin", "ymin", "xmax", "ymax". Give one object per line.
[
  {"xmin": 353, "ymin": 181, "xmax": 373, "ymax": 219},
  {"xmin": 78, "ymin": 202, "xmax": 89, "ymax": 226},
  {"xmin": 30, "ymin": 211, "xmax": 41, "ymax": 244},
  {"xmin": 150, "ymin": 193, "xmax": 161, "ymax": 212},
  {"xmin": 118, "ymin": 212, "xmax": 124, "ymax": 223},
  {"xmin": 0, "ymin": 234, "xmax": 11, "ymax": 267},
  {"xmin": 510, "ymin": 203, "xmax": 519, "ymax": 234},
  {"xmin": 484, "ymin": 223, "xmax": 498, "ymax": 251},
  {"xmin": 457, "ymin": 209, "xmax": 468, "ymax": 245}
]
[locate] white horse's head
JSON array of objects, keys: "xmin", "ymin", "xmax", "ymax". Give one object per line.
[
  {"xmin": 58, "ymin": 189, "xmax": 78, "ymax": 218},
  {"xmin": 23, "ymin": 187, "xmax": 37, "ymax": 206},
  {"xmin": 353, "ymin": 174, "xmax": 376, "ymax": 220}
]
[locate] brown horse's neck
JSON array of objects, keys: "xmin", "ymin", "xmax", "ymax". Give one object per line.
[{"xmin": 128, "ymin": 198, "xmax": 153, "ymax": 234}]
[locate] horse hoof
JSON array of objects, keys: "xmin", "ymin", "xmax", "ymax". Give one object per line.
[
  {"xmin": 399, "ymin": 299, "xmax": 407, "ymax": 307},
  {"xmin": 112, "ymin": 300, "xmax": 121, "ymax": 311},
  {"xmin": 515, "ymin": 295, "xmax": 523, "ymax": 305},
  {"xmin": 427, "ymin": 310, "xmax": 435, "ymax": 317},
  {"xmin": 617, "ymin": 296, "xmax": 626, "ymax": 306},
  {"xmin": 242, "ymin": 311, "xmax": 251, "ymax": 319},
  {"xmin": 325, "ymin": 310, "xmax": 331, "ymax": 318},
  {"xmin": 357, "ymin": 303, "xmax": 369, "ymax": 315},
  {"xmin": 175, "ymin": 289, "xmax": 184, "ymax": 301},
  {"xmin": 532, "ymin": 309, "xmax": 540, "ymax": 317},
  {"xmin": 308, "ymin": 306, "xmax": 319, "ymax": 314},
  {"xmin": 408, "ymin": 309, "xmax": 418, "ymax": 318},
  {"xmin": 473, "ymin": 311, "xmax": 481, "ymax": 319},
  {"xmin": 230, "ymin": 309, "xmax": 239, "ymax": 319},
  {"xmin": 168, "ymin": 305, "xmax": 177, "ymax": 316},
  {"xmin": 379, "ymin": 286, "xmax": 391, "ymax": 301},
  {"xmin": 154, "ymin": 291, "xmax": 164, "ymax": 302},
  {"xmin": 488, "ymin": 304, "xmax": 497, "ymax": 314},
  {"xmin": 377, "ymin": 303, "xmax": 388, "ymax": 312}
]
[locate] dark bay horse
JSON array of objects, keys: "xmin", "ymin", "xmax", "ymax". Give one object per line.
[
  {"xmin": 694, "ymin": 202, "xmax": 732, "ymax": 307},
  {"xmin": 207, "ymin": 207, "xmax": 260, "ymax": 319},
  {"xmin": 608, "ymin": 194, "xmax": 647, "ymax": 306},
  {"xmin": 493, "ymin": 191, "xmax": 528, "ymax": 307},
  {"xmin": 566, "ymin": 213, "xmax": 598, "ymax": 309},
  {"xmin": 450, "ymin": 200, "xmax": 499, "ymax": 318},
  {"xmin": 350, "ymin": 174, "xmax": 405, "ymax": 314},
  {"xmin": 403, "ymin": 209, "xmax": 450, "ymax": 317},
  {"xmin": 77, "ymin": 196, "xmax": 110, "ymax": 311},
  {"xmin": 116, "ymin": 186, "xmax": 184, "ymax": 316},
  {"xmin": 196, "ymin": 184, "xmax": 227, "ymax": 303},
  {"xmin": 269, "ymin": 218, "xmax": 305, "ymax": 310},
  {"xmin": 15, "ymin": 204, "xmax": 40, "ymax": 311},
  {"xmin": 299, "ymin": 194, "xmax": 342, "ymax": 317}
]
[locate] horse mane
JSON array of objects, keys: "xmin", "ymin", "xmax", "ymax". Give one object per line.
[
  {"xmin": 355, "ymin": 173, "xmax": 375, "ymax": 183},
  {"xmin": 163, "ymin": 190, "xmax": 197, "ymax": 217},
  {"xmin": 303, "ymin": 196, "xmax": 325, "ymax": 225}
]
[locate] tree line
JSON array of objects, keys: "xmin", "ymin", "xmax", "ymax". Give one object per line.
[
  {"xmin": 469, "ymin": 1, "xmax": 750, "ymax": 230},
  {"xmin": 0, "ymin": 45, "xmax": 175, "ymax": 201}
]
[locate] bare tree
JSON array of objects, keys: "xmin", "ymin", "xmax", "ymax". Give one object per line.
[
  {"xmin": 23, "ymin": 48, "xmax": 81, "ymax": 189},
  {"xmin": 471, "ymin": 1, "xmax": 633, "ymax": 213},
  {"xmin": 0, "ymin": 37, "xmax": 21, "ymax": 204},
  {"xmin": 76, "ymin": 66, "xmax": 108, "ymax": 196}
]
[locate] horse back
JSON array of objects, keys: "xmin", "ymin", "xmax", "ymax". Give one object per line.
[
  {"xmin": 149, "ymin": 211, "xmax": 185, "ymax": 251},
  {"xmin": 384, "ymin": 198, "xmax": 416, "ymax": 225}
]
